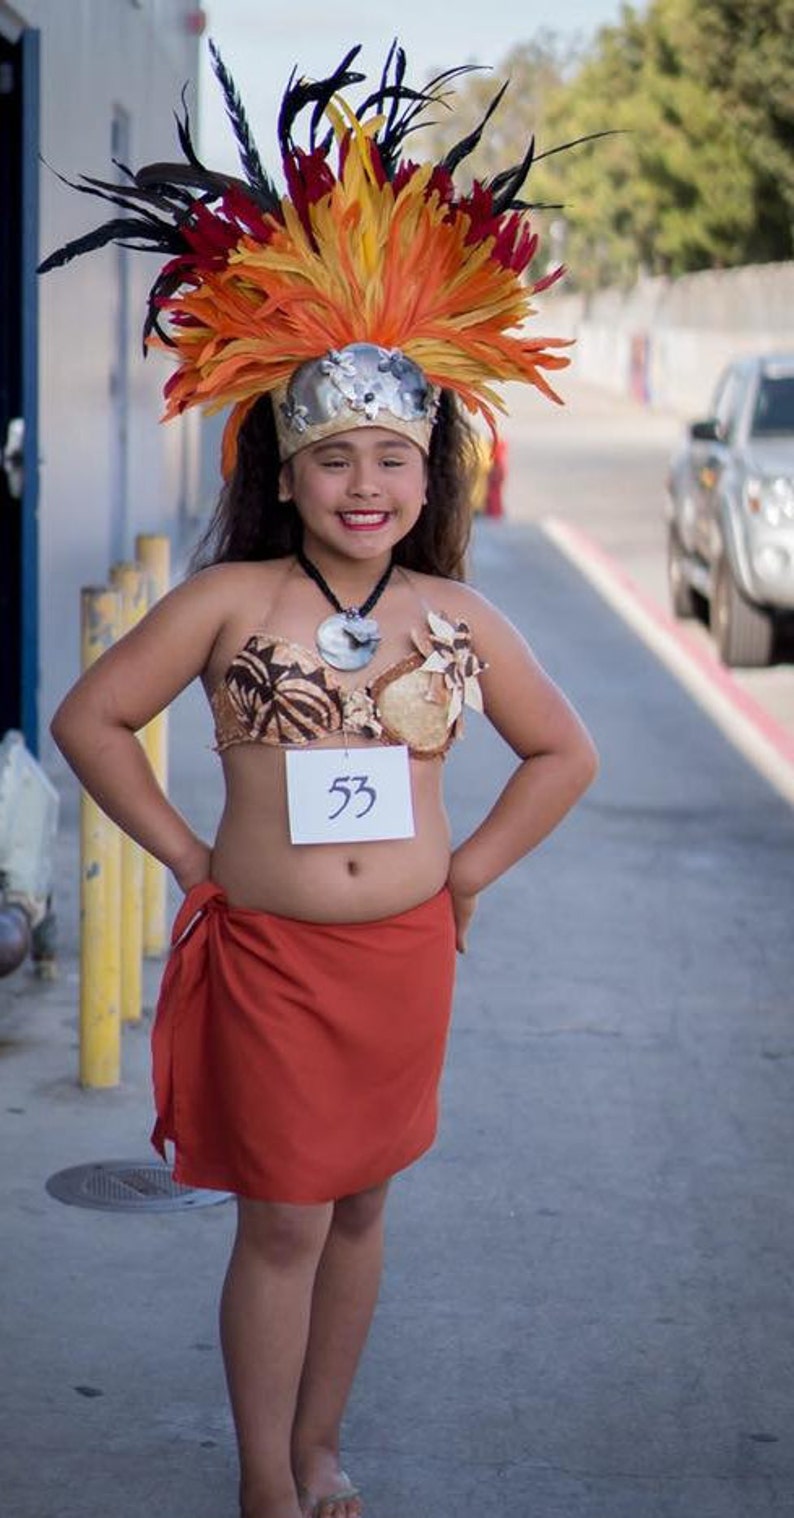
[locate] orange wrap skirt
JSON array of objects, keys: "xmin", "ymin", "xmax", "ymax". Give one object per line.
[{"xmin": 151, "ymin": 881, "xmax": 456, "ymax": 1203}]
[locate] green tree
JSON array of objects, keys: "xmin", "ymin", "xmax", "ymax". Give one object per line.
[
  {"xmin": 536, "ymin": 0, "xmax": 765, "ymax": 285},
  {"xmin": 416, "ymin": 33, "xmax": 578, "ymax": 185},
  {"xmin": 692, "ymin": 0, "xmax": 794, "ymax": 261},
  {"xmin": 421, "ymin": 1, "xmax": 794, "ymax": 289}
]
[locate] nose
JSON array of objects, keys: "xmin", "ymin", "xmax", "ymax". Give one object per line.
[{"xmin": 348, "ymin": 460, "xmax": 381, "ymax": 498}]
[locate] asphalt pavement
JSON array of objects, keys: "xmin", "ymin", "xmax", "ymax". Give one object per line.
[
  {"xmin": 502, "ymin": 376, "xmax": 794, "ymax": 735},
  {"xmin": 2, "ymin": 516, "xmax": 793, "ymax": 1518}
]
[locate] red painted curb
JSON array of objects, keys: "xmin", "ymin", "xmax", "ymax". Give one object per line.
[{"xmin": 550, "ymin": 518, "xmax": 794, "ymax": 771}]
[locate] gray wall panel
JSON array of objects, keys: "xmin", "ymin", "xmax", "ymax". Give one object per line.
[{"xmin": 4, "ymin": 0, "xmax": 201, "ymax": 756}]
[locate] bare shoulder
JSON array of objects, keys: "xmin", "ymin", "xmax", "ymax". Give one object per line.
[
  {"xmin": 180, "ymin": 558, "xmax": 290, "ymax": 611},
  {"xmin": 56, "ymin": 558, "xmax": 295, "ymax": 732},
  {"xmin": 407, "ymin": 574, "xmax": 595, "ymax": 766},
  {"xmin": 153, "ymin": 558, "xmax": 293, "ymax": 649},
  {"xmin": 409, "ymin": 573, "xmax": 526, "ymax": 656}
]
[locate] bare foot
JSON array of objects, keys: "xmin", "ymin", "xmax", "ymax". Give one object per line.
[
  {"xmin": 239, "ymin": 1479, "xmax": 304, "ymax": 1518},
  {"xmin": 294, "ymin": 1448, "xmax": 362, "ymax": 1518}
]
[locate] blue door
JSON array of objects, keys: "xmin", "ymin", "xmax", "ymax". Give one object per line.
[{"xmin": 0, "ymin": 26, "xmax": 39, "ymax": 752}]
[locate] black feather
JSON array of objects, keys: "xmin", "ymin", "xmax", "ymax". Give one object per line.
[
  {"xmin": 36, "ymin": 47, "xmax": 283, "ymax": 290},
  {"xmin": 37, "ymin": 216, "xmax": 182, "ymax": 274},
  {"xmin": 489, "ymin": 136, "xmax": 536, "ymax": 214},
  {"xmin": 480, "ymin": 129, "xmax": 623, "ymax": 216},
  {"xmin": 174, "ymin": 84, "xmax": 204, "ymax": 171},
  {"xmin": 110, "ymin": 159, "xmax": 138, "ymax": 184},
  {"xmin": 307, "ymin": 48, "xmax": 365, "ymax": 149},
  {"xmin": 370, "ymin": 39, "xmax": 405, "ymax": 143},
  {"xmin": 44, "ymin": 165, "xmax": 186, "ymax": 238},
  {"xmin": 142, "ymin": 267, "xmax": 194, "ymax": 349},
  {"xmin": 533, "ymin": 128, "xmax": 625, "ymax": 163},
  {"xmin": 383, "ymin": 46, "xmax": 409, "ymax": 146},
  {"xmin": 209, "ymin": 40, "xmax": 280, "ymax": 207},
  {"xmin": 279, "ymin": 46, "xmax": 364, "ymax": 154},
  {"xmin": 361, "ymin": 63, "xmax": 480, "ymax": 178},
  {"xmin": 135, "ymin": 161, "xmax": 265, "ymax": 209},
  {"xmin": 71, "ymin": 171, "xmax": 193, "ymax": 218},
  {"xmin": 441, "ymin": 82, "xmax": 509, "ymax": 178}
]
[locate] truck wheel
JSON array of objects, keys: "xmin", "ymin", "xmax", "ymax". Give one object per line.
[
  {"xmin": 711, "ymin": 561, "xmax": 774, "ymax": 667},
  {"xmin": 667, "ymin": 527, "xmax": 696, "ymax": 618}
]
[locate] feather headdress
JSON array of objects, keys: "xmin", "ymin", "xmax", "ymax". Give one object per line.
[{"xmin": 39, "ymin": 42, "xmax": 573, "ymax": 473}]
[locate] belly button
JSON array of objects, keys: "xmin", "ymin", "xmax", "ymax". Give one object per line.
[{"xmin": 346, "ymin": 859, "xmax": 360, "ymax": 876}]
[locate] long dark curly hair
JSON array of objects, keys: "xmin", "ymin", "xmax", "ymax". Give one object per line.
[{"xmin": 190, "ymin": 389, "xmax": 478, "ymax": 580}]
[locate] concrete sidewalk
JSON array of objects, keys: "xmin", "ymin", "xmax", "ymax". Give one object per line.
[{"xmin": 2, "ymin": 520, "xmax": 793, "ymax": 1518}]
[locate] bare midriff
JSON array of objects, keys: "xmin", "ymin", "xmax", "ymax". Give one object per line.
[{"xmin": 210, "ymin": 739, "xmax": 452, "ymax": 921}]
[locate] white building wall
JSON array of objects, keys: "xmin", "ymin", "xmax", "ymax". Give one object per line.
[{"xmin": 5, "ymin": 0, "xmax": 201, "ymax": 760}]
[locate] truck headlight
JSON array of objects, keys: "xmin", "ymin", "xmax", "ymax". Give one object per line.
[{"xmin": 745, "ymin": 476, "xmax": 794, "ymax": 526}]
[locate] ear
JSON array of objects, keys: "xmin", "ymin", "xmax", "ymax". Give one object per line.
[{"xmin": 278, "ymin": 461, "xmax": 293, "ymax": 502}]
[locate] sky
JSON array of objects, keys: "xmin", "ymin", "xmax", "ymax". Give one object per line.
[{"xmin": 198, "ymin": 0, "xmax": 630, "ymax": 177}]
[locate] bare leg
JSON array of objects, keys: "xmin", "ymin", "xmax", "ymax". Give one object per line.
[
  {"xmin": 292, "ymin": 1181, "xmax": 390, "ymax": 1518},
  {"xmin": 220, "ymin": 1197, "xmax": 333, "ymax": 1518}
]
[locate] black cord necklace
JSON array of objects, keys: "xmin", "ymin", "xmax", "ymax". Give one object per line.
[{"xmin": 297, "ymin": 547, "xmax": 394, "ymax": 670}]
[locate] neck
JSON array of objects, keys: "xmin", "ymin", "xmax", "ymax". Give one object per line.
[{"xmin": 299, "ymin": 538, "xmax": 392, "ymax": 603}]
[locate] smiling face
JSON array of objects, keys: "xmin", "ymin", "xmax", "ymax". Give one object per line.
[{"xmin": 279, "ymin": 426, "xmax": 427, "ymax": 568}]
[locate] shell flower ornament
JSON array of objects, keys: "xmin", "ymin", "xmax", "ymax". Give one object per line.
[
  {"xmin": 415, "ymin": 613, "xmax": 487, "ymax": 730},
  {"xmin": 341, "ymin": 686, "xmax": 384, "ymax": 740},
  {"xmin": 37, "ymin": 39, "xmax": 577, "ymax": 475}
]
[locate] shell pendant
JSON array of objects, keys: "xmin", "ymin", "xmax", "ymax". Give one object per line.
[{"xmin": 315, "ymin": 612, "xmax": 381, "ymax": 671}]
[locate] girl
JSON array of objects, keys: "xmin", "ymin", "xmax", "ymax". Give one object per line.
[{"xmin": 45, "ymin": 45, "xmax": 598, "ymax": 1518}]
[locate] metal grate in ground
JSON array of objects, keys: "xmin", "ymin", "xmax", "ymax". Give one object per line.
[{"xmin": 45, "ymin": 1159, "xmax": 231, "ymax": 1211}]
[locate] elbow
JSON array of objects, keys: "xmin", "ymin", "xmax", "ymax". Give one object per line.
[
  {"xmin": 49, "ymin": 701, "xmax": 71, "ymax": 757},
  {"xmin": 584, "ymin": 733, "xmax": 600, "ymax": 787},
  {"xmin": 50, "ymin": 692, "xmax": 88, "ymax": 764},
  {"xmin": 571, "ymin": 732, "xmax": 599, "ymax": 797}
]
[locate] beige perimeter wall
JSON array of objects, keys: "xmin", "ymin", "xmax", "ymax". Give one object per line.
[{"xmin": 539, "ymin": 262, "xmax": 794, "ymax": 419}]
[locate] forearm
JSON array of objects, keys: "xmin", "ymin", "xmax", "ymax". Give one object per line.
[
  {"xmin": 52, "ymin": 715, "xmax": 207, "ymax": 882},
  {"xmin": 449, "ymin": 744, "xmax": 597, "ymax": 897}
]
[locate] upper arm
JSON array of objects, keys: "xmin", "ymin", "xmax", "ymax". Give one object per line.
[
  {"xmin": 447, "ymin": 584, "xmax": 595, "ymax": 762},
  {"xmin": 51, "ymin": 567, "xmax": 231, "ymax": 737}
]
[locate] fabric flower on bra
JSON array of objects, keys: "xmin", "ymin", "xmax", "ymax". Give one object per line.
[{"xmin": 413, "ymin": 613, "xmax": 487, "ymax": 728}]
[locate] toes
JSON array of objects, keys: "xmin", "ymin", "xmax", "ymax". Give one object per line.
[
  {"xmin": 322, "ymin": 1501, "xmax": 359, "ymax": 1518},
  {"xmin": 300, "ymin": 1483, "xmax": 361, "ymax": 1518}
]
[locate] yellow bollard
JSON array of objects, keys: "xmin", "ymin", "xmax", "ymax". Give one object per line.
[
  {"xmin": 79, "ymin": 587, "xmax": 123, "ymax": 1088},
  {"xmin": 109, "ymin": 563, "xmax": 148, "ymax": 1022},
  {"xmin": 135, "ymin": 534, "xmax": 171, "ymax": 956}
]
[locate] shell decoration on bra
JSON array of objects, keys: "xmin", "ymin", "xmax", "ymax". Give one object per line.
[
  {"xmin": 413, "ymin": 613, "xmax": 487, "ymax": 728},
  {"xmin": 211, "ymin": 612, "xmax": 488, "ymax": 758}
]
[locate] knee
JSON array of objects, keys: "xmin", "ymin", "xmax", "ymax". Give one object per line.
[
  {"xmin": 333, "ymin": 1181, "xmax": 390, "ymax": 1239},
  {"xmin": 234, "ymin": 1198, "xmax": 332, "ymax": 1269}
]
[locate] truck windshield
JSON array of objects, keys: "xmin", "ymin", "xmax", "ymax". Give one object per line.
[{"xmin": 751, "ymin": 374, "xmax": 794, "ymax": 437}]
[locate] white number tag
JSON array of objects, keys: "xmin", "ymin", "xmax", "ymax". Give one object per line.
[{"xmin": 285, "ymin": 745, "xmax": 415, "ymax": 845}]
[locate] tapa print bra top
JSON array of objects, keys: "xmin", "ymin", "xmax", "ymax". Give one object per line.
[{"xmin": 210, "ymin": 584, "xmax": 488, "ymax": 762}]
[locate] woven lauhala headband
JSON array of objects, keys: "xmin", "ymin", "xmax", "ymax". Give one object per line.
[{"xmin": 39, "ymin": 42, "xmax": 572, "ymax": 474}]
